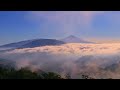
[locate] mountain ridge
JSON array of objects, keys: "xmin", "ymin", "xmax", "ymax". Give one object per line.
[
  {"xmin": 0, "ymin": 39, "xmax": 65, "ymax": 50},
  {"xmin": 0, "ymin": 35, "xmax": 93, "ymax": 51},
  {"xmin": 60, "ymin": 35, "xmax": 92, "ymax": 43}
]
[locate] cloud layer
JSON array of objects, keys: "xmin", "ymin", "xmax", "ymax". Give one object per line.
[{"xmin": 1, "ymin": 43, "xmax": 120, "ymax": 78}]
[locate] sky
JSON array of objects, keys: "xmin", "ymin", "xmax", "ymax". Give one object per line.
[{"xmin": 1, "ymin": 11, "xmax": 120, "ymax": 45}]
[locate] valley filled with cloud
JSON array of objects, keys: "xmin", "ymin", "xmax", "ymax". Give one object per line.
[{"xmin": 1, "ymin": 43, "xmax": 120, "ymax": 79}]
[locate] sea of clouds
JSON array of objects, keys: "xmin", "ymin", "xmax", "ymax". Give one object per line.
[{"xmin": 1, "ymin": 43, "xmax": 120, "ymax": 79}]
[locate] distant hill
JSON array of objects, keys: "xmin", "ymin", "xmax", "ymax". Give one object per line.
[
  {"xmin": 18, "ymin": 39, "xmax": 65, "ymax": 48},
  {"xmin": 60, "ymin": 35, "xmax": 92, "ymax": 43},
  {"xmin": 0, "ymin": 39, "xmax": 65, "ymax": 50},
  {"xmin": 0, "ymin": 35, "xmax": 93, "ymax": 51},
  {"xmin": 0, "ymin": 40, "xmax": 34, "ymax": 48}
]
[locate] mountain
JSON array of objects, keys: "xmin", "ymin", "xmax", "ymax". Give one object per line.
[
  {"xmin": 60, "ymin": 35, "xmax": 92, "ymax": 43},
  {"xmin": 0, "ymin": 39, "xmax": 65, "ymax": 50},
  {"xmin": 0, "ymin": 35, "xmax": 92, "ymax": 50},
  {"xmin": 0, "ymin": 40, "xmax": 35, "ymax": 49},
  {"xmin": 18, "ymin": 39, "xmax": 65, "ymax": 48}
]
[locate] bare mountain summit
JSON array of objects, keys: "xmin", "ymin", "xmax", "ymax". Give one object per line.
[{"xmin": 60, "ymin": 35, "xmax": 92, "ymax": 43}]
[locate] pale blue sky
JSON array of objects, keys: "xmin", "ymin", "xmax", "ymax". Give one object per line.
[{"xmin": 0, "ymin": 11, "xmax": 120, "ymax": 45}]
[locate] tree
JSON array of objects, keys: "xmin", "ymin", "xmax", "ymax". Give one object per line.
[
  {"xmin": 65, "ymin": 73, "xmax": 71, "ymax": 79},
  {"xmin": 0, "ymin": 66, "xmax": 63, "ymax": 79},
  {"xmin": 41, "ymin": 72, "xmax": 62, "ymax": 79}
]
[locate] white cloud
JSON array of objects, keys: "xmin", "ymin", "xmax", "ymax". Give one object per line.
[
  {"xmin": 1, "ymin": 43, "xmax": 120, "ymax": 78},
  {"xmin": 5, "ymin": 43, "xmax": 120, "ymax": 56}
]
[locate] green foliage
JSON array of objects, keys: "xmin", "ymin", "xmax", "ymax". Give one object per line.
[
  {"xmin": 0, "ymin": 66, "xmax": 113, "ymax": 79},
  {"xmin": 0, "ymin": 66, "xmax": 63, "ymax": 79},
  {"xmin": 40, "ymin": 72, "xmax": 62, "ymax": 79}
]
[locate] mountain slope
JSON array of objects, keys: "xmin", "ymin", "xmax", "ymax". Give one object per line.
[
  {"xmin": 0, "ymin": 39, "xmax": 65, "ymax": 50},
  {"xmin": 18, "ymin": 39, "xmax": 65, "ymax": 48},
  {"xmin": 0, "ymin": 40, "xmax": 34, "ymax": 49},
  {"xmin": 60, "ymin": 35, "xmax": 92, "ymax": 43},
  {"xmin": 0, "ymin": 35, "xmax": 92, "ymax": 51}
]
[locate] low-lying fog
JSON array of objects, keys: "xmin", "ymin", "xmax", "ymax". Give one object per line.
[{"xmin": 1, "ymin": 43, "xmax": 120, "ymax": 79}]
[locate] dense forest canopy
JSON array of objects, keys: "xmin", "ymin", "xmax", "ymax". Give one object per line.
[{"xmin": 0, "ymin": 66, "xmax": 113, "ymax": 79}]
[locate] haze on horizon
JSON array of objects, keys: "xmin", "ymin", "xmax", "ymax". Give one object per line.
[{"xmin": 0, "ymin": 11, "xmax": 120, "ymax": 45}]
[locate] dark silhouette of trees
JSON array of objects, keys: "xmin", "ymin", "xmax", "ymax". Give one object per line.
[
  {"xmin": 0, "ymin": 66, "xmax": 63, "ymax": 79},
  {"xmin": 40, "ymin": 72, "xmax": 62, "ymax": 79},
  {"xmin": 0, "ymin": 66, "xmax": 113, "ymax": 79}
]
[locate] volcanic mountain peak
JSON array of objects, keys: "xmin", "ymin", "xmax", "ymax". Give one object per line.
[
  {"xmin": 67, "ymin": 35, "xmax": 78, "ymax": 38},
  {"xmin": 61, "ymin": 35, "xmax": 92, "ymax": 43}
]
